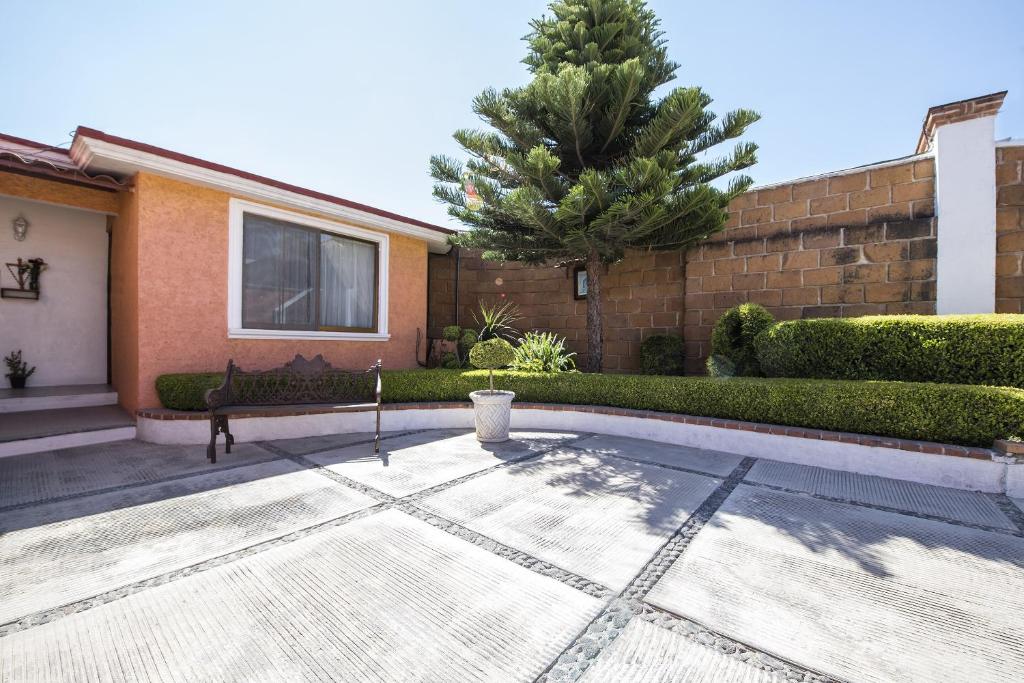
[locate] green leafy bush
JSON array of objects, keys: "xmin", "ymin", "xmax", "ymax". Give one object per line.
[
  {"xmin": 469, "ymin": 338, "xmax": 515, "ymax": 369},
  {"xmin": 640, "ymin": 334, "xmax": 684, "ymax": 375},
  {"xmin": 440, "ymin": 352, "xmax": 462, "ymax": 369},
  {"xmin": 705, "ymin": 354, "xmax": 736, "ymax": 378},
  {"xmin": 154, "ymin": 373, "xmax": 225, "ymax": 411},
  {"xmin": 442, "ymin": 325, "xmax": 462, "ymax": 342},
  {"xmin": 155, "ymin": 369, "xmax": 1024, "ymax": 446},
  {"xmin": 709, "ymin": 303, "xmax": 775, "ymax": 376},
  {"xmin": 510, "ymin": 331, "xmax": 576, "ymax": 373},
  {"xmin": 473, "ymin": 300, "xmax": 521, "ymax": 341},
  {"xmin": 756, "ymin": 314, "xmax": 1024, "ymax": 387}
]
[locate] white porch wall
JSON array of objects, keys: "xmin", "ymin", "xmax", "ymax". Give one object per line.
[{"xmin": 0, "ymin": 195, "xmax": 108, "ymax": 386}]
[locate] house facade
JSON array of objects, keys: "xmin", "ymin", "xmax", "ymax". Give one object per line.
[{"xmin": 1, "ymin": 129, "xmax": 451, "ymax": 413}]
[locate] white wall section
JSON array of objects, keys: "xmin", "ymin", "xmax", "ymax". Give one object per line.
[
  {"xmin": 0, "ymin": 196, "xmax": 108, "ymax": 386},
  {"xmin": 934, "ymin": 116, "xmax": 997, "ymax": 313}
]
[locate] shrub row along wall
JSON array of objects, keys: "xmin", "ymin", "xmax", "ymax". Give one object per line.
[
  {"xmin": 997, "ymin": 145, "xmax": 1024, "ymax": 312},
  {"xmin": 155, "ymin": 369, "xmax": 1024, "ymax": 447}
]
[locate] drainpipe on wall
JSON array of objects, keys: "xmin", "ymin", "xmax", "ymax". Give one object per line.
[
  {"xmin": 918, "ymin": 91, "xmax": 1006, "ymax": 314},
  {"xmin": 454, "ymin": 246, "xmax": 461, "ymax": 328}
]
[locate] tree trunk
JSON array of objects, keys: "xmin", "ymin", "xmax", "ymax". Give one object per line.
[{"xmin": 585, "ymin": 250, "xmax": 603, "ymax": 373}]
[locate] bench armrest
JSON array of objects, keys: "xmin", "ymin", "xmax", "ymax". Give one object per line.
[{"xmin": 205, "ymin": 360, "xmax": 236, "ymax": 412}]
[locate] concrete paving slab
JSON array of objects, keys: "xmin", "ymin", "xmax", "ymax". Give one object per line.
[
  {"xmin": 647, "ymin": 485, "xmax": 1024, "ymax": 683},
  {"xmin": 582, "ymin": 619, "xmax": 784, "ymax": 683},
  {"xmin": 265, "ymin": 430, "xmax": 405, "ymax": 456},
  {"xmin": 572, "ymin": 433, "xmax": 744, "ymax": 477},
  {"xmin": 420, "ymin": 448, "xmax": 721, "ymax": 591},
  {"xmin": 0, "ymin": 460, "xmax": 376, "ymax": 624},
  {"xmin": 0, "ymin": 510, "xmax": 604, "ymax": 682},
  {"xmin": 0, "ymin": 440, "xmax": 276, "ymax": 508},
  {"xmin": 308, "ymin": 429, "xmax": 580, "ymax": 497},
  {"xmin": 746, "ymin": 458, "xmax": 1016, "ymax": 530}
]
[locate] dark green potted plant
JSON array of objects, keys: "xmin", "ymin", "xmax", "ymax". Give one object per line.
[{"xmin": 4, "ymin": 349, "xmax": 36, "ymax": 389}]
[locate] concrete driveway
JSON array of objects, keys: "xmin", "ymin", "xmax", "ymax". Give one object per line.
[{"xmin": 1, "ymin": 429, "xmax": 1022, "ymax": 682}]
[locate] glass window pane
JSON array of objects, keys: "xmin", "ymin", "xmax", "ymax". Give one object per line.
[
  {"xmin": 320, "ymin": 234, "xmax": 376, "ymax": 330},
  {"xmin": 242, "ymin": 214, "xmax": 316, "ymax": 329}
]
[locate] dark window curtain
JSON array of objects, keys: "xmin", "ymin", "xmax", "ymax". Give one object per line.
[
  {"xmin": 242, "ymin": 214, "xmax": 316, "ymax": 329},
  {"xmin": 241, "ymin": 212, "xmax": 378, "ymax": 332}
]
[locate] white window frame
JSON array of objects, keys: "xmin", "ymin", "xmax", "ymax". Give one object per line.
[{"xmin": 227, "ymin": 198, "xmax": 389, "ymax": 340}]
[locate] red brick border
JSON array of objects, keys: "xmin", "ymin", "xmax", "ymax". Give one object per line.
[{"xmin": 138, "ymin": 402, "xmax": 996, "ymax": 461}]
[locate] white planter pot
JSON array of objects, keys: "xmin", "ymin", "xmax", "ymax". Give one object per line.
[{"xmin": 469, "ymin": 390, "xmax": 515, "ymax": 442}]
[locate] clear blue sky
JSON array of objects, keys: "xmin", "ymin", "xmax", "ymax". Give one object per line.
[{"xmin": 2, "ymin": 1, "xmax": 1021, "ymax": 229}]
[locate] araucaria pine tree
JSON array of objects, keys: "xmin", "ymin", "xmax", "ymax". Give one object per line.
[{"xmin": 431, "ymin": 0, "xmax": 759, "ymax": 372}]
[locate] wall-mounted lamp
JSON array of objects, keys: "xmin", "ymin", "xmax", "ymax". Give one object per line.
[{"xmin": 12, "ymin": 214, "xmax": 29, "ymax": 242}]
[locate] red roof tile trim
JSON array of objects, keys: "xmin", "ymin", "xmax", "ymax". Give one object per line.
[{"xmin": 74, "ymin": 126, "xmax": 456, "ymax": 236}]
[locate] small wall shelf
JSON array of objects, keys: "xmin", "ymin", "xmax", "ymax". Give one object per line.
[{"xmin": 1, "ymin": 288, "xmax": 40, "ymax": 300}]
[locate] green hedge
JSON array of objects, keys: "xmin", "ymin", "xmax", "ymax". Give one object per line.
[
  {"xmin": 154, "ymin": 373, "xmax": 225, "ymax": 411},
  {"xmin": 755, "ymin": 314, "xmax": 1024, "ymax": 387},
  {"xmin": 156, "ymin": 368, "xmax": 1024, "ymax": 446}
]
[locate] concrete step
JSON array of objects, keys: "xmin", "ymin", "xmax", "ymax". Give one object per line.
[
  {"xmin": 0, "ymin": 405, "xmax": 136, "ymax": 458},
  {"xmin": 0, "ymin": 384, "xmax": 118, "ymax": 414}
]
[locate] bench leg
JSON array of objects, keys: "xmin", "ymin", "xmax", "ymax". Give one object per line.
[
  {"xmin": 222, "ymin": 416, "xmax": 234, "ymax": 454},
  {"xmin": 208, "ymin": 417, "xmax": 218, "ymax": 464}
]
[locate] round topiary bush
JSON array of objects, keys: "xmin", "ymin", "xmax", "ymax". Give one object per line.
[
  {"xmin": 469, "ymin": 338, "xmax": 516, "ymax": 391},
  {"xmin": 640, "ymin": 334, "xmax": 685, "ymax": 375},
  {"xmin": 709, "ymin": 303, "xmax": 775, "ymax": 377},
  {"xmin": 442, "ymin": 325, "xmax": 462, "ymax": 342}
]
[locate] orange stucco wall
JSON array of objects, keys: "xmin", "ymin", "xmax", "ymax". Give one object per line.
[
  {"xmin": 110, "ymin": 187, "xmax": 140, "ymax": 411},
  {"xmin": 122, "ymin": 172, "xmax": 428, "ymax": 411},
  {"xmin": 0, "ymin": 172, "xmax": 120, "ymax": 215}
]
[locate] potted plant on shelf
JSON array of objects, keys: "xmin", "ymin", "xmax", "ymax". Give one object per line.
[
  {"xmin": 468, "ymin": 338, "xmax": 516, "ymax": 442},
  {"xmin": 4, "ymin": 349, "xmax": 36, "ymax": 389}
]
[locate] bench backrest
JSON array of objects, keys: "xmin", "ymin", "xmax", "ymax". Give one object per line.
[{"xmin": 206, "ymin": 354, "xmax": 380, "ymax": 410}]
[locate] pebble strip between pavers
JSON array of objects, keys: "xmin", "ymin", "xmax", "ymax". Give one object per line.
[
  {"xmin": 535, "ymin": 456, "xmax": 842, "ymax": 683},
  {"xmin": 260, "ymin": 433, "xmax": 615, "ymax": 598}
]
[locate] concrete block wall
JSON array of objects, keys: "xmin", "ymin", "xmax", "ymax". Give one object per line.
[
  {"xmin": 427, "ymin": 93, "xmax": 1017, "ymax": 375},
  {"xmin": 682, "ymin": 158, "xmax": 937, "ymax": 372},
  {"xmin": 427, "ymin": 248, "xmax": 684, "ymax": 372},
  {"xmin": 996, "ymin": 144, "xmax": 1024, "ymax": 312}
]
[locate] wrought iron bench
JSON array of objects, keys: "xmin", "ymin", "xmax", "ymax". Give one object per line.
[{"xmin": 204, "ymin": 354, "xmax": 382, "ymax": 463}]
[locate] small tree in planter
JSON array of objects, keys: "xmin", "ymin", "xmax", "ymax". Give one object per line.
[
  {"xmin": 4, "ymin": 350, "xmax": 36, "ymax": 389},
  {"xmin": 468, "ymin": 338, "xmax": 516, "ymax": 442}
]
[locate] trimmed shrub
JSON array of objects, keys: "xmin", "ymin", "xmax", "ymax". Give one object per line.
[
  {"xmin": 382, "ymin": 370, "xmax": 1024, "ymax": 447},
  {"xmin": 469, "ymin": 338, "xmax": 516, "ymax": 370},
  {"xmin": 154, "ymin": 373, "xmax": 225, "ymax": 411},
  {"xmin": 756, "ymin": 314, "xmax": 1024, "ymax": 387},
  {"xmin": 710, "ymin": 303, "xmax": 775, "ymax": 376},
  {"xmin": 510, "ymin": 331, "xmax": 576, "ymax": 373},
  {"xmin": 640, "ymin": 334, "xmax": 684, "ymax": 375},
  {"xmin": 155, "ymin": 369, "xmax": 1024, "ymax": 446},
  {"xmin": 442, "ymin": 325, "xmax": 461, "ymax": 342}
]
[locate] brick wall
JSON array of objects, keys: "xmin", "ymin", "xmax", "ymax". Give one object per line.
[
  {"xmin": 996, "ymin": 145, "xmax": 1024, "ymax": 312},
  {"xmin": 682, "ymin": 158, "xmax": 937, "ymax": 371},
  {"xmin": 427, "ymin": 248, "xmax": 685, "ymax": 372}
]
